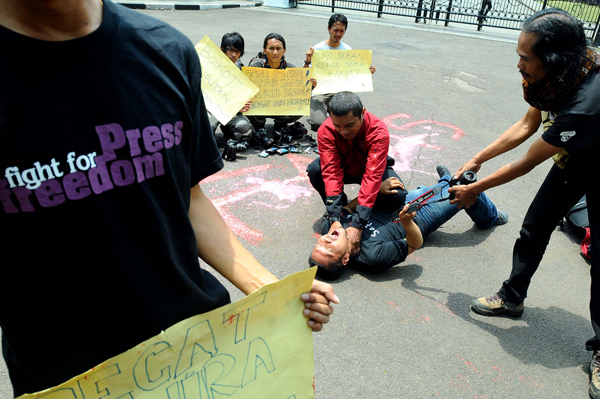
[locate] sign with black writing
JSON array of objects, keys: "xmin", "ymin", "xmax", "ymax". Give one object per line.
[
  {"xmin": 195, "ymin": 36, "xmax": 259, "ymax": 125},
  {"xmin": 311, "ymin": 50, "xmax": 373, "ymax": 94},
  {"xmin": 242, "ymin": 67, "xmax": 313, "ymax": 116}
]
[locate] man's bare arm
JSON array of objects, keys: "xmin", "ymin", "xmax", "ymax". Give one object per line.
[
  {"xmin": 189, "ymin": 185, "xmax": 338, "ymax": 331},
  {"xmin": 455, "ymin": 106, "xmax": 543, "ymax": 178}
]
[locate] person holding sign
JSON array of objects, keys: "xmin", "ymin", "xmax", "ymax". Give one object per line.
[
  {"xmin": 207, "ymin": 32, "xmax": 253, "ymax": 142},
  {"xmin": 307, "ymin": 92, "xmax": 403, "ymax": 257},
  {"xmin": 309, "ymin": 166, "xmax": 506, "ymax": 280},
  {"xmin": 0, "ymin": 1, "xmax": 338, "ymax": 396},
  {"xmin": 304, "ymin": 13, "xmax": 377, "ymax": 131},
  {"xmin": 247, "ymin": 33, "xmax": 317, "ymax": 132}
]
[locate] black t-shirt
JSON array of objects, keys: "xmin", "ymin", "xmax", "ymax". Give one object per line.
[
  {"xmin": 320, "ymin": 210, "xmax": 410, "ymax": 272},
  {"xmin": 0, "ymin": 1, "xmax": 230, "ymax": 394},
  {"xmin": 541, "ymin": 69, "xmax": 600, "ymax": 174}
]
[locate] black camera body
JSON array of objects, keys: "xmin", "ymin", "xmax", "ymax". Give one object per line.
[
  {"xmin": 448, "ymin": 170, "xmax": 477, "ymax": 200},
  {"xmin": 253, "ymin": 128, "xmax": 274, "ymax": 148},
  {"xmin": 226, "ymin": 139, "xmax": 248, "ymax": 152},
  {"xmin": 273, "ymin": 127, "xmax": 293, "ymax": 144},
  {"xmin": 222, "ymin": 139, "xmax": 249, "ymax": 162}
]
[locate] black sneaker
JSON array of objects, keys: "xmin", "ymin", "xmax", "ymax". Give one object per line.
[
  {"xmin": 591, "ymin": 350, "xmax": 600, "ymax": 399},
  {"xmin": 471, "ymin": 293, "xmax": 524, "ymax": 317},
  {"xmin": 436, "ymin": 165, "xmax": 451, "ymax": 178}
]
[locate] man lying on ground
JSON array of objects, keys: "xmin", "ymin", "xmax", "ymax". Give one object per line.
[{"xmin": 309, "ymin": 165, "xmax": 508, "ymax": 279}]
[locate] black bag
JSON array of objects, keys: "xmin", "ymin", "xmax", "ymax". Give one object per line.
[
  {"xmin": 562, "ymin": 196, "xmax": 588, "ymax": 238},
  {"xmin": 559, "ymin": 196, "xmax": 591, "ymax": 260}
]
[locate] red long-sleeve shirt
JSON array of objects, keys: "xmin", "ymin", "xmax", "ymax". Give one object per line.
[{"xmin": 317, "ymin": 110, "xmax": 390, "ymax": 227}]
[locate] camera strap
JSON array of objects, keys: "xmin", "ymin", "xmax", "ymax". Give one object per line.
[{"xmin": 391, "ymin": 183, "xmax": 452, "ymax": 223}]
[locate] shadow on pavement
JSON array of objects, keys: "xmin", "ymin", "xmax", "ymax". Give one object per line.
[{"xmin": 445, "ymin": 291, "xmax": 593, "ymax": 370}]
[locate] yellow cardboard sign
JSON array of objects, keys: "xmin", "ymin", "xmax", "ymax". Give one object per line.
[
  {"xmin": 311, "ymin": 50, "xmax": 373, "ymax": 95},
  {"xmin": 242, "ymin": 67, "xmax": 313, "ymax": 116},
  {"xmin": 18, "ymin": 268, "xmax": 317, "ymax": 399},
  {"xmin": 195, "ymin": 36, "xmax": 259, "ymax": 125}
]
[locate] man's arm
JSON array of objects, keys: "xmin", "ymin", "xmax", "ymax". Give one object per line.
[
  {"xmin": 398, "ymin": 204, "xmax": 423, "ymax": 254},
  {"xmin": 189, "ymin": 185, "xmax": 338, "ymax": 330},
  {"xmin": 454, "ymin": 106, "xmax": 542, "ymax": 178},
  {"xmin": 351, "ymin": 123, "xmax": 390, "ymax": 229},
  {"xmin": 450, "ymin": 135, "xmax": 563, "ymax": 208},
  {"xmin": 319, "ymin": 126, "xmax": 345, "ymax": 220}
]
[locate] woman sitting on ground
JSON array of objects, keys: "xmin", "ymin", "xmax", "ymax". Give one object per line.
[{"xmin": 248, "ymin": 32, "xmax": 316, "ymax": 132}]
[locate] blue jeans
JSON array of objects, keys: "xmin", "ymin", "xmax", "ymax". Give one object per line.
[{"xmin": 407, "ymin": 175, "xmax": 499, "ymax": 239}]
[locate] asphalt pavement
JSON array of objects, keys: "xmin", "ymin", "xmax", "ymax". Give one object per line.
[{"xmin": 1, "ymin": 3, "xmax": 595, "ymax": 399}]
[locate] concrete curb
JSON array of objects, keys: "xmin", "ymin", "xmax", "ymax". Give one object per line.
[{"xmin": 117, "ymin": 2, "xmax": 262, "ymax": 10}]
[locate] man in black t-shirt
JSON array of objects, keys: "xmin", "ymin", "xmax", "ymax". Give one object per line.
[
  {"xmin": 449, "ymin": 9, "xmax": 600, "ymax": 398},
  {"xmin": 309, "ymin": 166, "xmax": 506, "ymax": 279},
  {"xmin": 0, "ymin": 1, "xmax": 337, "ymax": 396}
]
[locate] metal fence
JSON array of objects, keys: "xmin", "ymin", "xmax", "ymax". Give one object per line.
[{"xmin": 296, "ymin": 0, "xmax": 600, "ymax": 43}]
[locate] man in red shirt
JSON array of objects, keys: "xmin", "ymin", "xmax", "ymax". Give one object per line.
[{"xmin": 307, "ymin": 92, "xmax": 406, "ymax": 255}]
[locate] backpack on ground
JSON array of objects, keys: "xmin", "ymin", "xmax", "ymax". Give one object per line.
[{"xmin": 559, "ymin": 195, "xmax": 591, "ymax": 260}]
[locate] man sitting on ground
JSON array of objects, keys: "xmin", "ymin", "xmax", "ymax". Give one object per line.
[
  {"xmin": 304, "ymin": 13, "xmax": 376, "ymax": 131},
  {"xmin": 309, "ymin": 165, "xmax": 508, "ymax": 280}
]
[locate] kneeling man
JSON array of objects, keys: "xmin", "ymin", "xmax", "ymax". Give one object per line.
[{"xmin": 307, "ymin": 91, "xmax": 407, "ymax": 257}]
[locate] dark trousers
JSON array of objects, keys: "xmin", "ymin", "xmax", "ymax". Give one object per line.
[
  {"xmin": 497, "ymin": 164, "xmax": 600, "ymax": 350},
  {"xmin": 306, "ymin": 156, "xmax": 407, "ymax": 214}
]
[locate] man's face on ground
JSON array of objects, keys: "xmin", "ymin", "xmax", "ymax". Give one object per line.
[
  {"xmin": 311, "ymin": 221, "xmax": 350, "ymax": 267},
  {"xmin": 330, "ymin": 109, "xmax": 365, "ymax": 141},
  {"xmin": 222, "ymin": 46, "xmax": 241, "ymax": 64},
  {"xmin": 328, "ymin": 21, "xmax": 346, "ymax": 45},
  {"xmin": 516, "ymin": 31, "xmax": 547, "ymax": 84}
]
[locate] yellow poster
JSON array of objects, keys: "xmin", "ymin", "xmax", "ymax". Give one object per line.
[
  {"xmin": 311, "ymin": 50, "xmax": 373, "ymax": 95},
  {"xmin": 242, "ymin": 67, "xmax": 313, "ymax": 116},
  {"xmin": 18, "ymin": 268, "xmax": 317, "ymax": 399},
  {"xmin": 195, "ymin": 36, "xmax": 259, "ymax": 125}
]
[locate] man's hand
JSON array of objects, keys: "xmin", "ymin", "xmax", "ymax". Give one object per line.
[
  {"xmin": 310, "ymin": 78, "xmax": 317, "ymax": 88},
  {"xmin": 453, "ymin": 159, "xmax": 482, "ymax": 180},
  {"xmin": 239, "ymin": 100, "xmax": 252, "ymax": 113},
  {"xmin": 448, "ymin": 184, "xmax": 477, "ymax": 209},
  {"xmin": 301, "ymin": 280, "xmax": 340, "ymax": 332},
  {"xmin": 379, "ymin": 176, "xmax": 404, "ymax": 195},
  {"xmin": 305, "ymin": 47, "xmax": 314, "ymax": 65},
  {"xmin": 369, "ymin": 65, "xmax": 376, "ymax": 74},
  {"xmin": 346, "ymin": 226, "xmax": 363, "ymax": 256},
  {"xmin": 398, "ymin": 203, "xmax": 416, "ymax": 223}
]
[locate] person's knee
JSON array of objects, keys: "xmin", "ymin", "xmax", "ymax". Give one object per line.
[
  {"xmin": 306, "ymin": 158, "xmax": 322, "ymax": 179},
  {"xmin": 234, "ymin": 119, "xmax": 252, "ymax": 135}
]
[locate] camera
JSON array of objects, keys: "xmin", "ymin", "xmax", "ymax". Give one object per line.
[
  {"xmin": 252, "ymin": 128, "xmax": 274, "ymax": 148},
  {"xmin": 222, "ymin": 140, "xmax": 249, "ymax": 162},
  {"xmin": 288, "ymin": 121, "xmax": 308, "ymax": 139},
  {"xmin": 273, "ymin": 126, "xmax": 293, "ymax": 144},
  {"xmin": 226, "ymin": 139, "xmax": 248, "ymax": 152},
  {"xmin": 448, "ymin": 170, "xmax": 477, "ymax": 200}
]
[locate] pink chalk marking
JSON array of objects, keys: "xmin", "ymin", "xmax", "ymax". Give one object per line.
[
  {"xmin": 217, "ymin": 206, "xmax": 265, "ymax": 245},
  {"xmin": 406, "ymin": 253, "xmax": 424, "ymax": 262},
  {"xmin": 286, "ymin": 154, "xmax": 314, "ymax": 176},
  {"xmin": 413, "ymin": 291, "xmax": 457, "ymax": 317},
  {"xmin": 387, "ymin": 300, "xmax": 430, "ymax": 323},
  {"xmin": 383, "ymin": 113, "xmax": 466, "ymax": 140},
  {"xmin": 201, "ymin": 164, "xmax": 277, "ymax": 185},
  {"xmin": 518, "ymin": 375, "xmax": 543, "ymax": 388},
  {"xmin": 245, "ymin": 177, "xmax": 313, "ymax": 203},
  {"xmin": 382, "ymin": 113, "xmax": 467, "ymax": 175},
  {"xmin": 448, "ymin": 348, "xmax": 542, "ymax": 393}
]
